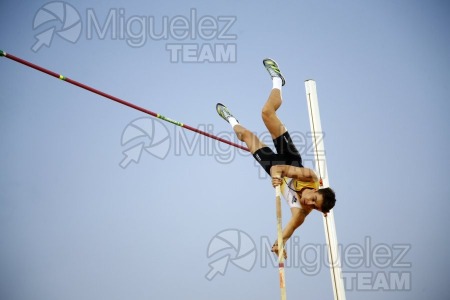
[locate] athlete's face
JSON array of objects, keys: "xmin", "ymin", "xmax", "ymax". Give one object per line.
[{"xmin": 300, "ymin": 189, "xmax": 324, "ymax": 211}]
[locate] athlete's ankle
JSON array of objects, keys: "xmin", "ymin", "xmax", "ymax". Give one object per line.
[
  {"xmin": 272, "ymin": 77, "xmax": 283, "ymax": 90},
  {"xmin": 228, "ymin": 117, "xmax": 239, "ymax": 128}
]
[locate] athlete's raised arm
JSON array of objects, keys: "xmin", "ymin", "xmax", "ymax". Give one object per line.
[{"xmin": 270, "ymin": 165, "xmax": 318, "ymax": 185}]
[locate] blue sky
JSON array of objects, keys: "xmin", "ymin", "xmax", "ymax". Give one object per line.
[{"xmin": 1, "ymin": 0, "xmax": 449, "ymax": 299}]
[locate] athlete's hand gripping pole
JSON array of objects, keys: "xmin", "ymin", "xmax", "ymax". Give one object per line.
[{"xmin": 275, "ymin": 185, "xmax": 287, "ymax": 300}]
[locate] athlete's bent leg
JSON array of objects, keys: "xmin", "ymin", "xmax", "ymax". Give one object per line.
[{"xmin": 262, "ymin": 88, "xmax": 287, "ymax": 139}]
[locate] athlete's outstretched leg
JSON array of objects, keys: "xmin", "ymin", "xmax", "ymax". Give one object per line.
[
  {"xmin": 216, "ymin": 102, "xmax": 281, "ymax": 174},
  {"xmin": 216, "ymin": 103, "xmax": 266, "ymax": 154}
]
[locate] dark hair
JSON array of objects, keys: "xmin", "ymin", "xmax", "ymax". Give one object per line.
[{"xmin": 318, "ymin": 187, "xmax": 336, "ymax": 213}]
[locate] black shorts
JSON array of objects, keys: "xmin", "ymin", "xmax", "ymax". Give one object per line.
[{"xmin": 253, "ymin": 131, "xmax": 303, "ymax": 174}]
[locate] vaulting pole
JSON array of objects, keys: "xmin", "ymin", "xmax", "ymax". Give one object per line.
[
  {"xmin": 0, "ymin": 50, "xmax": 249, "ymax": 152},
  {"xmin": 304, "ymin": 80, "xmax": 346, "ymax": 300},
  {"xmin": 275, "ymin": 185, "xmax": 287, "ymax": 300}
]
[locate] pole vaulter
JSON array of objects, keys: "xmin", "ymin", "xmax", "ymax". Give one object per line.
[
  {"xmin": 0, "ymin": 50, "xmax": 249, "ymax": 152},
  {"xmin": 216, "ymin": 58, "xmax": 338, "ymax": 300}
]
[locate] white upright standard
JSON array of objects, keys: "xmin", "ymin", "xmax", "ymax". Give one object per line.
[{"xmin": 304, "ymin": 80, "xmax": 346, "ymax": 300}]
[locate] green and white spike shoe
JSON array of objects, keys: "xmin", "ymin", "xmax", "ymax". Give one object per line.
[
  {"xmin": 216, "ymin": 103, "xmax": 237, "ymax": 123},
  {"xmin": 263, "ymin": 58, "xmax": 286, "ymax": 86}
]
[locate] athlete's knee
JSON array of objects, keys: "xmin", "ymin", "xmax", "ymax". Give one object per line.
[
  {"xmin": 261, "ymin": 106, "xmax": 279, "ymax": 126},
  {"xmin": 261, "ymin": 104, "xmax": 277, "ymax": 123}
]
